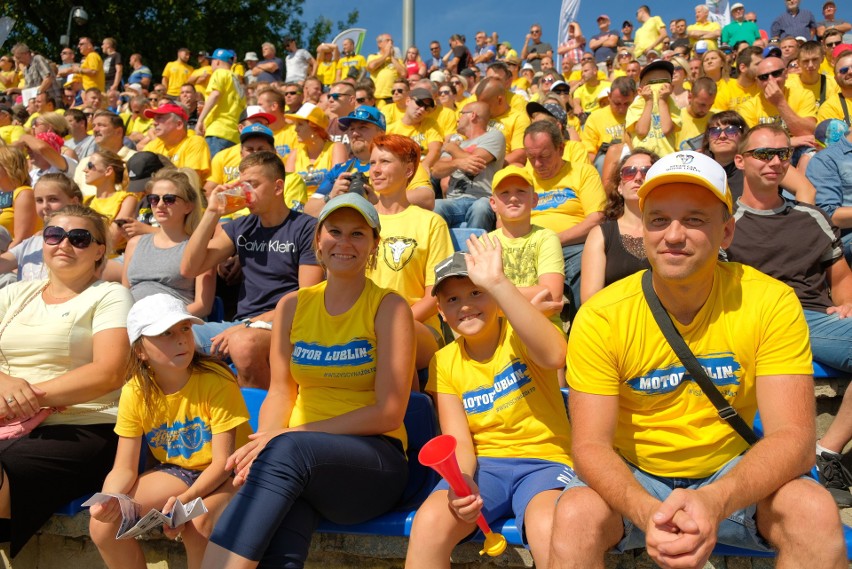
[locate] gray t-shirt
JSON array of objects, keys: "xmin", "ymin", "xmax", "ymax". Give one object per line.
[
  {"xmin": 11, "ymin": 234, "xmax": 46, "ymax": 281},
  {"xmin": 445, "ymin": 130, "xmax": 506, "ymax": 200},
  {"xmin": 126, "ymin": 234, "xmax": 194, "ymax": 304}
]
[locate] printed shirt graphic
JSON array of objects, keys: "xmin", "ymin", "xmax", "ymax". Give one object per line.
[
  {"xmin": 289, "ymin": 280, "xmax": 407, "ymax": 449},
  {"xmin": 368, "ymin": 206, "xmax": 453, "ymax": 333},
  {"xmin": 428, "ymin": 319, "xmax": 572, "ymax": 466},
  {"xmin": 115, "ymin": 368, "xmax": 250, "ymax": 470},
  {"xmin": 529, "ymin": 160, "xmax": 606, "ymax": 235},
  {"xmin": 567, "ymin": 264, "xmax": 812, "ymax": 478}
]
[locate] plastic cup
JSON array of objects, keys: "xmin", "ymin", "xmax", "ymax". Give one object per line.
[{"xmin": 217, "ymin": 183, "xmax": 255, "ymax": 213}]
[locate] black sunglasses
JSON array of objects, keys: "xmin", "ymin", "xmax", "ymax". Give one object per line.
[
  {"xmin": 826, "ymin": 41, "xmax": 841, "ymax": 48},
  {"xmin": 708, "ymin": 125, "xmax": 742, "ymax": 139},
  {"xmin": 355, "ymin": 97, "xmax": 367, "ymax": 103},
  {"xmin": 438, "ymin": 90, "xmax": 452, "ymax": 96},
  {"xmin": 392, "ymin": 88, "xmax": 407, "ymax": 94},
  {"xmin": 839, "ymin": 66, "xmax": 852, "ymax": 75},
  {"xmin": 621, "ymin": 165, "xmax": 651, "ymax": 181},
  {"xmin": 148, "ymin": 194, "xmax": 183, "ymax": 206},
  {"xmin": 43, "ymin": 226, "xmax": 100, "ymax": 248},
  {"xmin": 757, "ymin": 68, "xmax": 784, "ymax": 81},
  {"xmin": 742, "ymin": 146, "xmax": 793, "ymax": 162},
  {"xmin": 284, "ymin": 91, "xmax": 299, "ymax": 96},
  {"xmin": 329, "ymin": 93, "xmax": 351, "ymax": 101},
  {"xmin": 413, "ymin": 98, "xmax": 434, "ymax": 110}
]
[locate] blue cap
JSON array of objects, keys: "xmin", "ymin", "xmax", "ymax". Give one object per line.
[
  {"xmin": 815, "ymin": 119, "xmax": 850, "ymax": 147},
  {"xmin": 240, "ymin": 123, "xmax": 274, "ymax": 144},
  {"xmin": 337, "ymin": 106, "xmax": 387, "ymax": 131},
  {"xmin": 763, "ymin": 46, "xmax": 782, "ymax": 58},
  {"xmin": 211, "ymin": 48, "xmax": 234, "ymax": 63}
]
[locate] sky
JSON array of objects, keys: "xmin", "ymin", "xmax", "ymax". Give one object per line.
[{"xmin": 301, "ymin": 0, "xmax": 836, "ymax": 55}]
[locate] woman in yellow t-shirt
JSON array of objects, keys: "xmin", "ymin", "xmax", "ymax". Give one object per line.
[
  {"xmin": 284, "ymin": 103, "xmax": 347, "ymax": 198},
  {"xmin": 368, "ymin": 134, "xmax": 454, "ymax": 388},
  {"xmin": 0, "ymin": 146, "xmax": 37, "ymax": 249},
  {"xmin": 83, "ymin": 150, "xmax": 138, "ymax": 251},
  {"xmin": 0, "ymin": 55, "xmax": 19, "ymax": 94},
  {"xmin": 314, "ymin": 43, "xmax": 339, "ymax": 87},
  {"xmin": 204, "ymin": 193, "xmax": 414, "ymax": 567}
]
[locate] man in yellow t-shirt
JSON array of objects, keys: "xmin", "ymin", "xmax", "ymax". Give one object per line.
[
  {"xmin": 677, "ymin": 77, "xmax": 717, "ymax": 151},
  {"xmin": 687, "ymin": 5, "xmax": 721, "ymax": 52},
  {"xmin": 816, "ymin": 52, "xmax": 852, "ymax": 123},
  {"xmin": 366, "ymin": 34, "xmax": 406, "ymax": 102},
  {"xmin": 477, "ymin": 77, "xmax": 531, "ymax": 166},
  {"xmin": 571, "ymin": 60, "xmax": 611, "ymax": 117},
  {"xmin": 187, "ymin": 51, "xmax": 212, "ymax": 94},
  {"xmin": 789, "ymin": 42, "xmax": 839, "ymax": 110},
  {"xmin": 162, "ymin": 48, "xmax": 194, "ymax": 98},
  {"xmin": 525, "ymin": 120, "xmax": 605, "ymax": 314},
  {"xmin": 633, "ymin": 5, "xmax": 668, "ymax": 60},
  {"xmin": 713, "ymin": 46, "xmax": 763, "ymax": 111},
  {"xmin": 548, "ymin": 149, "xmax": 846, "ymax": 568},
  {"xmin": 738, "ymin": 56, "xmax": 817, "ymax": 136},
  {"xmin": 197, "ymin": 49, "xmax": 246, "ymax": 158},
  {"xmin": 581, "ymin": 77, "xmax": 636, "ymax": 171},
  {"xmin": 76, "ymin": 37, "xmax": 104, "ymax": 92},
  {"xmin": 386, "ymin": 88, "xmax": 444, "ymax": 170},
  {"xmin": 336, "ymin": 38, "xmax": 366, "ymax": 81},
  {"xmin": 141, "ymin": 103, "xmax": 211, "ymax": 181}
]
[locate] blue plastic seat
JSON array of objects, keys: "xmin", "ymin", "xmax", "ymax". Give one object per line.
[
  {"xmin": 240, "ymin": 387, "xmax": 267, "ymax": 432},
  {"xmin": 208, "ymin": 296, "xmax": 225, "ymax": 323},
  {"xmin": 450, "ymin": 228, "xmax": 485, "ymax": 252}
]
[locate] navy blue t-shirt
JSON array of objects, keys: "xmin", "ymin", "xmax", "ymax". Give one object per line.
[{"xmin": 222, "ymin": 210, "xmax": 318, "ymax": 319}]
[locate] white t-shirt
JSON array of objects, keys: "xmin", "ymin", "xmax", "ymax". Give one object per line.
[{"xmin": 286, "ymin": 49, "xmax": 313, "ymax": 83}]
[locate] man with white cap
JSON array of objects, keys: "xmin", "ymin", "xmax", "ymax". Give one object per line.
[
  {"xmin": 723, "ymin": 3, "xmax": 763, "ymax": 47},
  {"xmin": 548, "ymin": 149, "xmax": 847, "ymax": 569}
]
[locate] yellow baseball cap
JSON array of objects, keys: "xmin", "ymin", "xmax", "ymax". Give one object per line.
[
  {"xmin": 637, "ymin": 151, "xmax": 733, "ymax": 213},
  {"xmin": 284, "ymin": 102, "xmax": 329, "ymax": 131},
  {"xmin": 491, "ymin": 165, "xmax": 534, "ymax": 191}
]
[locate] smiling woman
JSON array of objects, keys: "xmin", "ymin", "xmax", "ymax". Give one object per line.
[{"xmin": 0, "ymin": 204, "xmax": 132, "ymax": 558}]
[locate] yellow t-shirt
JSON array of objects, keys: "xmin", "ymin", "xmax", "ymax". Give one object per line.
[
  {"xmin": 368, "ymin": 205, "xmax": 454, "ymax": 333},
  {"xmin": 273, "ymin": 124, "xmax": 297, "ymax": 160},
  {"xmin": 563, "ymin": 140, "xmax": 591, "ymax": 164},
  {"xmin": 337, "ymin": 54, "xmax": 367, "ymax": 80},
  {"xmin": 427, "ymin": 319, "xmax": 573, "ymax": 465},
  {"xmin": 386, "ymin": 119, "xmax": 443, "ymax": 160},
  {"xmin": 366, "ymin": 54, "xmax": 404, "ymax": 99},
  {"xmin": 581, "ymin": 106, "xmax": 626, "ymax": 156},
  {"xmin": 0, "ymin": 125, "xmax": 24, "ymax": 145},
  {"xmin": 567, "ymin": 264, "xmax": 812, "ymax": 478},
  {"xmin": 817, "ymin": 93, "xmax": 852, "ymax": 123},
  {"xmin": 488, "ymin": 109, "xmax": 532, "ymax": 153},
  {"xmin": 144, "ymin": 134, "xmax": 211, "ymax": 180},
  {"xmin": 86, "ymin": 190, "xmax": 135, "ymax": 222},
  {"xmin": 574, "ymin": 81, "xmax": 611, "ymax": 114},
  {"xmin": 0, "ymin": 185, "xmax": 32, "ymax": 238},
  {"xmin": 74, "ymin": 146, "xmax": 137, "ymax": 199},
  {"xmin": 316, "ymin": 61, "xmax": 337, "ymax": 86},
  {"xmin": 81, "ymin": 51, "xmax": 105, "ymax": 92},
  {"xmin": 126, "ymin": 115, "xmax": 153, "ymax": 136},
  {"xmin": 687, "ymin": 21, "xmax": 721, "ymax": 51},
  {"xmin": 738, "ymin": 87, "xmax": 817, "ymax": 129},
  {"xmin": 529, "ymin": 160, "xmax": 606, "ymax": 235},
  {"xmin": 634, "ymin": 15, "xmax": 666, "ymax": 57},
  {"xmin": 677, "ymin": 110, "xmax": 713, "ymax": 151},
  {"xmin": 506, "ymin": 91, "xmax": 528, "ymax": 116},
  {"xmin": 428, "ymin": 105, "xmax": 457, "ymax": 138},
  {"xmin": 381, "ymin": 103, "xmax": 406, "ymax": 127},
  {"xmin": 291, "ymin": 140, "xmax": 339, "ymax": 198},
  {"xmin": 290, "ymin": 279, "xmax": 407, "ymax": 449},
  {"xmin": 204, "ymin": 69, "xmax": 245, "ymax": 144},
  {"xmin": 189, "ymin": 65, "xmax": 212, "ymax": 94},
  {"xmin": 712, "ymin": 79, "xmax": 760, "ymax": 111},
  {"xmin": 626, "ymin": 88, "xmax": 682, "ymax": 157},
  {"xmin": 162, "ymin": 60, "xmax": 194, "ymax": 97},
  {"xmin": 787, "ymin": 74, "xmax": 839, "ymax": 109},
  {"xmin": 115, "ymin": 366, "xmax": 251, "ymax": 470}
]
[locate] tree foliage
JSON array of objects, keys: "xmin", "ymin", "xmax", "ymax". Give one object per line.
[{"xmin": 0, "ymin": 1, "xmax": 358, "ymax": 76}]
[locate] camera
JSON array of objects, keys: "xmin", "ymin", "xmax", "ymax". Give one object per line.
[{"xmin": 348, "ymin": 171, "xmax": 369, "ymax": 197}]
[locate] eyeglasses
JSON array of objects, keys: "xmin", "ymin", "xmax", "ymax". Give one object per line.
[
  {"xmin": 284, "ymin": 91, "xmax": 299, "ymax": 96},
  {"xmin": 392, "ymin": 88, "xmax": 406, "ymax": 94},
  {"xmin": 618, "ymin": 53, "xmax": 631, "ymax": 58},
  {"xmin": 552, "ymin": 88, "xmax": 571, "ymax": 95},
  {"xmin": 438, "ymin": 90, "xmax": 452, "ymax": 96},
  {"xmin": 742, "ymin": 146, "xmax": 793, "ymax": 162},
  {"xmin": 413, "ymin": 98, "xmax": 434, "ymax": 110},
  {"xmin": 530, "ymin": 30, "xmax": 541, "ymax": 35},
  {"xmin": 756, "ymin": 68, "xmax": 784, "ymax": 81},
  {"xmin": 148, "ymin": 97, "xmax": 159, "ymax": 102},
  {"xmin": 838, "ymin": 66, "xmax": 852, "ymax": 75},
  {"xmin": 745, "ymin": 18, "xmax": 757, "ymax": 22},
  {"xmin": 43, "ymin": 226, "xmax": 100, "ymax": 248},
  {"xmin": 542, "ymin": 77, "xmax": 555, "ymax": 83},
  {"xmin": 348, "ymin": 108, "xmax": 379, "ymax": 122},
  {"xmin": 328, "ymin": 93, "xmax": 351, "ymax": 101},
  {"xmin": 450, "ymin": 80, "xmax": 462, "ymax": 86},
  {"xmin": 708, "ymin": 125, "xmax": 742, "ymax": 139},
  {"xmin": 85, "ymin": 161, "xmax": 99, "ymax": 170},
  {"xmin": 355, "ymin": 97, "xmax": 367, "ymax": 103},
  {"xmin": 620, "ymin": 165, "xmax": 652, "ymax": 181},
  {"xmin": 826, "ymin": 41, "xmax": 841, "ymax": 48},
  {"xmin": 787, "ymin": 62, "xmax": 799, "ymax": 69},
  {"xmin": 148, "ymin": 194, "xmax": 184, "ymax": 206}
]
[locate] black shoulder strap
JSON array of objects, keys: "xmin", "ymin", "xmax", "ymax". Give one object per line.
[
  {"xmin": 641, "ymin": 271, "xmax": 759, "ymax": 445},
  {"xmin": 840, "ymin": 94, "xmax": 851, "ymax": 128},
  {"xmin": 819, "ymin": 74, "xmax": 826, "ymax": 106}
]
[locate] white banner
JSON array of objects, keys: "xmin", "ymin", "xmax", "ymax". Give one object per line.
[
  {"xmin": 707, "ymin": 0, "xmax": 731, "ymax": 28},
  {"xmin": 557, "ymin": 0, "xmax": 581, "ymax": 69},
  {"xmin": 0, "ymin": 17, "xmax": 15, "ymax": 50}
]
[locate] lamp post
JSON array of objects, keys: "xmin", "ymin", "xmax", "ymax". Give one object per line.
[{"xmin": 59, "ymin": 6, "xmax": 88, "ymax": 48}]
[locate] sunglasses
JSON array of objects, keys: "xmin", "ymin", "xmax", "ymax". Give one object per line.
[
  {"xmin": 708, "ymin": 125, "xmax": 742, "ymax": 139},
  {"xmin": 328, "ymin": 93, "xmax": 351, "ymax": 101},
  {"xmin": 392, "ymin": 88, "xmax": 406, "ymax": 94},
  {"xmin": 355, "ymin": 97, "xmax": 367, "ymax": 103},
  {"xmin": 757, "ymin": 68, "xmax": 784, "ymax": 81},
  {"xmin": 618, "ymin": 53, "xmax": 631, "ymax": 58},
  {"xmin": 413, "ymin": 98, "xmax": 434, "ymax": 110},
  {"xmin": 438, "ymin": 90, "xmax": 452, "ymax": 96},
  {"xmin": 839, "ymin": 66, "xmax": 852, "ymax": 75},
  {"xmin": 85, "ymin": 161, "xmax": 99, "ymax": 170},
  {"xmin": 742, "ymin": 146, "xmax": 793, "ymax": 162},
  {"xmin": 148, "ymin": 194, "xmax": 183, "ymax": 206},
  {"xmin": 450, "ymin": 80, "xmax": 462, "ymax": 85},
  {"xmin": 826, "ymin": 41, "xmax": 841, "ymax": 48},
  {"xmin": 43, "ymin": 226, "xmax": 100, "ymax": 248},
  {"xmin": 542, "ymin": 77, "xmax": 555, "ymax": 83},
  {"xmin": 284, "ymin": 91, "xmax": 299, "ymax": 96},
  {"xmin": 621, "ymin": 165, "xmax": 652, "ymax": 181},
  {"xmin": 745, "ymin": 18, "xmax": 757, "ymax": 22}
]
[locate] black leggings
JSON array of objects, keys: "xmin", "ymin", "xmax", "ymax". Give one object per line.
[{"xmin": 210, "ymin": 432, "xmax": 408, "ymax": 569}]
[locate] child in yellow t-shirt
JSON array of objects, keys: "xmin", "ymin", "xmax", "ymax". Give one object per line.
[
  {"xmin": 406, "ymin": 235, "xmax": 574, "ymax": 569},
  {"xmin": 89, "ymin": 294, "xmax": 249, "ymax": 568}
]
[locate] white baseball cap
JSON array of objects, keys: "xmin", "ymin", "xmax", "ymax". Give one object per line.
[
  {"xmin": 637, "ymin": 151, "xmax": 732, "ymax": 213},
  {"xmin": 127, "ymin": 294, "xmax": 204, "ymax": 343}
]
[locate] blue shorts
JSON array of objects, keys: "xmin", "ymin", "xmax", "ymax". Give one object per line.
[
  {"xmin": 152, "ymin": 463, "xmax": 204, "ymax": 487},
  {"xmin": 561, "ymin": 455, "xmax": 775, "ymax": 553},
  {"xmin": 433, "ymin": 457, "xmax": 575, "ymax": 539}
]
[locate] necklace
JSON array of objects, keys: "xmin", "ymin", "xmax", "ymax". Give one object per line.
[{"xmin": 43, "ymin": 278, "xmax": 95, "ymax": 302}]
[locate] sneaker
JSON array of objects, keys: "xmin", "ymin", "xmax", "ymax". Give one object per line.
[{"xmin": 816, "ymin": 451, "xmax": 852, "ymax": 508}]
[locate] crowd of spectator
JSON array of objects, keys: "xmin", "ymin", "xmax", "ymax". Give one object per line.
[{"xmin": 0, "ymin": 0, "xmax": 850, "ymax": 566}]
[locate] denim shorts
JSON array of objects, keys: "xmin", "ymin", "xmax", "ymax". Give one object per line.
[
  {"xmin": 152, "ymin": 463, "xmax": 204, "ymax": 487},
  {"xmin": 432, "ymin": 457, "xmax": 575, "ymax": 539},
  {"xmin": 561, "ymin": 455, "xmax": 775, "ymax": 553}
]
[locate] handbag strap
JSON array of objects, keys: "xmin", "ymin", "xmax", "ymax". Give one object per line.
[
  {"xmin": 840, "ymin": 94, "xmax": 851, "ymax": 128},
  {"xmin": 641, "ymin": 271, "xmax": 759, "ymax": 445}
]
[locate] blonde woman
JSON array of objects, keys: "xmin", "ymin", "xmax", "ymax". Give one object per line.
[
  {"xmin": 83, "ymin": 150, "xmax": 138, "ymax": 250},
  {"xmin": 0, "ymin": 146, "xmax": 38, "ymax": 249}
]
